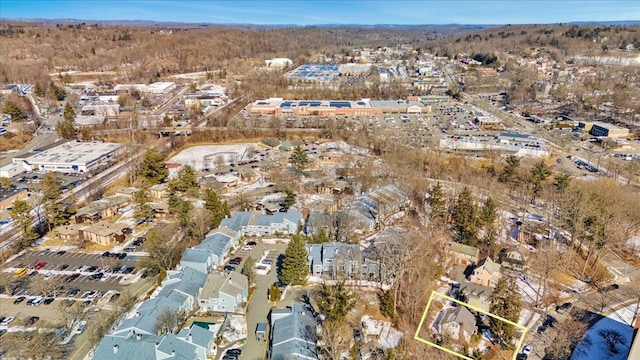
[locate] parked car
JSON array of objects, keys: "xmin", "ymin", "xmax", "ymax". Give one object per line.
[
  {"xmin": 522, "ymin": 344, "xmax": 533, "ymax": 355},
  {"xmin": 74, "ymin": 320, "xmax": 87, "ymax": 334},
  {"xmin": 0, "ymin": 316, "xmax": 15, "ymax": 326},
  {"xmin": 247, "ymin": 241, "xmax": 257, "ymax": 246},
  {"xmin": 44, "ymin": 297, "xmax": 55, "ymax": 305},
  {"xmin": 27, "ymin": 316, "xmax": 39, "ymax": 325},
  {"xmin": 13, "ymin": 296, "xmax": 26, "ymax": 304},
  {"xmin": 354, "ymin": 329, "xmax": 362, "ymax": 342},
  {"xmin": 261, "ymin": 259, "xmax": 273, "ymax": 265},
  {"xmin": 56, "ymin": 250, "xmax": 67, "ymax": 256},
  {"xmin": 223, "ymin": 265, "xmax": 236, "ymax": 272},
  {"xmin": 29, "ymin": 296, "xmax": 45, "ymax": 306},
  {"xmin": 556, "ymin": 302, "xmax": 573, "ymax": 314},
  {"xmin": 229, "ymin": 257, "xmax": 242, "ymax": 265},
  {"xmin": 34, "ymin": 262, "xmax": 47, "ymax": 270}
]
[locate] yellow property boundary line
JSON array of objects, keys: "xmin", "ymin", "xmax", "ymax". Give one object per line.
[{"xmin": 414, "ymin": 291, "xmax": 528, "ymax": 360}]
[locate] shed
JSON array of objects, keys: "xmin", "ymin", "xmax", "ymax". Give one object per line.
[{"xmin": 255, "ymin": 322, "xmax": 267, "ymax": 341}]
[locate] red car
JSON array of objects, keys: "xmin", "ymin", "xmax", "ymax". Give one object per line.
[
  {"xmin": 34, "ymin": 262, "xmax": 47, "ymax": 270},
  {"xmin": 229, "ymin": 257, "xmax": 243, "ymax": 265}
]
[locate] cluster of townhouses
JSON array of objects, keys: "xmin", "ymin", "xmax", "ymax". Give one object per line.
[{"xmin": 92, "ymin": 209, "xmax": 303, "ymax": 359}]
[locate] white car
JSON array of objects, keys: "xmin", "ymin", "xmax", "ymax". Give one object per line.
[
  {"xmin": 44, "ymin": 272, "xmax": 53, "ymax": 280},
  {"xmin": 74, "ymin": 320, "xmax": 87, "ymax": 334},
  {"xmin": 0, "ymin": 316, "xmax": 15, "ymax": 326},
  {"xmin": 242, "ymin": 245, "xmax": 253, "ymax": 251},
  {"xmin": 522, "ymin": 344, "xmax": 533, "ymax": 355},
  {"xmin": 100, "ymin": 273, "xmax": 111, "ymax": 282}
]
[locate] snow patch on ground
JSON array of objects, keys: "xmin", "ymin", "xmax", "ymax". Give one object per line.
[
  {"xmin": 571, "ymin": 305, "xmax": 637, "ymax": 360},
  {"xmin": 516, "ymin": 276, "xmax": 542, "ymax": 304},
  {"xmin": 169, "ymin": 144, "xmax": 256, "ymax": 170},
  {"xmin": 360, "ymin": 315, "xmax": 403, "ymax": 349},
  {"xmin": 221, "ymin": 315, "xmax": 247, "ymax": 344}
]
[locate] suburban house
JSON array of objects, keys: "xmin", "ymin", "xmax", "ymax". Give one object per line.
[
  {"xmin": 114, "ymin": 187, "xmax": 139, "ymax": 199},
  {"xmin": 469, "ymin": 257, "xmax": 502, "ymax": 288},
  {"xmin": 357, "ymin": 184, "xmax": 409, "ymax": 220},
  {"xmin": 73, "ymin": 195, "xmax": 130, "ymax": 223},
  {"xmin": 180, "ymin": 248, "xmax": 216, "ymax": 274},
  {"xmin": 448, "ymin": 242, "xmax": 480, "ymax": 266},
  {"xmin": 198, "ymin": 271, "xmax": 249, "ymax": 313},
  {"xmin": 269, "ymin": 303, "xmax": 318, "ymax": 360},
  {"xmin": 220, "ymin": 209, "xmax": 302, "ymax": 236},
  {"xmin": 498, "ymin": 246, "xmax": 528, "ymax": 271},
  {"xmin": 93, "ymin": 323, "xmax": 216, "ymax": 360},
  {"xmin": 306, "ymin": 242, "xmax": 380, "ymax": 280},
  {"xmin": 54, "ymin": 224, "xmax": 83, "ymax": 243},
  {"xmin": 149, "ymin": 183, "xmax": 168, "ymax": 199},
  {"xmin": 435, "ymin": 306, "xmax": 477, "ymax": 343},
  {"xmin": 458, "ymin": 282, "xmax": 493, "ymax": 312},
  {"xmin": 182, "ymin": 227, "xmax": 241, "ymax": 270},
  {"xmin": 81, "ymin": 221, "xmax": 130, "ymax": 246}
]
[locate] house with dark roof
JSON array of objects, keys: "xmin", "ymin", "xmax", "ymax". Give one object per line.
[
  {"xmin": 305, "ymin": 242, "xmax": 380, "ymax": 280},
  {"xmin": 269, "ymin": 303, "xmax": 318, "ymax": 360}
]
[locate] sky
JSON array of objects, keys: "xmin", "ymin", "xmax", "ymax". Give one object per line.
[{"xmin": 0, "ymin": 1, "xmax": 638, "ymax": 25}]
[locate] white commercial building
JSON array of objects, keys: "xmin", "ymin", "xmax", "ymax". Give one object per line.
[{"xmin": 12, "ymin": 141, "xmax": 122, "ymax": 173}]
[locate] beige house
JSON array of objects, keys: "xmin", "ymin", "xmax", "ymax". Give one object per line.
[
  {"xmin": 149, "ymin": 183, "xmax": 168, "ymax": 199},
  {"xmin": 81, "ymin": 221, "xmax": 129, "ymax": 246},
  {"xmin": 74, "ymin": 196, "xmax": 130, "ymax": 224},
  {"xmin": 470, "ymin": 257, "xmax": 502, "ymax": 288},
  {"xmin": 449, "ymin": 242, "xmax": 480, "ymax": 266},
  {"xmin": 54, "ymin": 224, "xmax": 83, "ymax": 243},
  {"xmin": 114, "ymin": 187, "xmax": 139, "ymax": 199}
]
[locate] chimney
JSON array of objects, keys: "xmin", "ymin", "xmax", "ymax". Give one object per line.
[
  {"xmin": 136, "ymin": 311, "xmax": 140, "ymax": 317},
  {"xmin": 136, "ymin": 333, "xmax": 142, "ymax": 341},
  {"xmin": 188, "ymin": 333, "xmax": 193, "ymax": 343},
  {"xmin": 113, "ymin": 344, "xmax": 119, "ymax": 354},
  {"xmin": 171, "ymin": 350, "xmax": 176, "ymax": 356}
]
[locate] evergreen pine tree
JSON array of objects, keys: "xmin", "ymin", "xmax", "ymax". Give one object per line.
[
  {"xmin": 489, "ymin": 277, "xmax": 521, "ymax": 348},
  {"xmin": 140, "ymin": 149, "xmax": 168, "ymax": 185},
  {"xmin": 281, "ymin": 234, "xmax": 309, "ymax": 285},
  {"xmin": 288, "ymin": 146, "xmax": 309, "ymax": 176},
  {"xmin": 379, "ymin": 290, "xmax": 395, "ymax": 318},
  {"xmin": 241, "ymin": 256, "xmax": 256, "ymax": 286},
  {"xmin": 42, "ymin": 174, "xmax": 66, "ymax": 231},
  {"xmin": 204, "ymin": 189, "xmax": 229, "ymax": 228},
  {"xmin": 316, "ymin": 281, "xmax": 357, "ymax": 321},
  {"xmin": 451, "ymin": 187, "xmax": 479, "ymax": 246},
  {"xmin": 427, "ymin": 182, "xmax": 447, "ymax": 224},
  {"xmin": 133, "ymin": 190, "xmax": 155, "ymax": 223}
]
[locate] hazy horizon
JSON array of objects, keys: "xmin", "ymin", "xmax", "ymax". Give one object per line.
[{"xmin": 1, "ymin": 0, "xmax": 638, "ymax": 26}]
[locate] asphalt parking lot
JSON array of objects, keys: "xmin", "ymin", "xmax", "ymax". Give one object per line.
[{"xmin": 2, "ymin": 249, "xmax": 146, "ymax": 299}]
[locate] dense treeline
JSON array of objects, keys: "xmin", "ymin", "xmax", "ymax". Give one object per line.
[{"xmin": 0, "ymin": 22, "xmax": 429, "ymax": 84}]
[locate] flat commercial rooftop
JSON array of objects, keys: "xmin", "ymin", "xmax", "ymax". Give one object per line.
[
  {"xmin": 13, "ymin": 141, "xmax": 121, "ymax": 167},
  {"xmin": 286, "ymin": 64, "xmax": 340, "ymax": 82}
]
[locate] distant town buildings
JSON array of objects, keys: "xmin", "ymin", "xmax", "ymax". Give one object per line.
[{"xmin": 250, "ymin": 98, "xmax": 431, "ymax": 117}]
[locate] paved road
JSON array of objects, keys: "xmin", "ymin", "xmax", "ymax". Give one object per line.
[{"xmin": 221, "ymin": 241, "xmax": 286, "ymax": 360}]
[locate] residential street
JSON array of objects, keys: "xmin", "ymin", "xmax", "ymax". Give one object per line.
[{"xmin": 222, "ymin": 242, "xmax": 286, "ymax": 360}]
